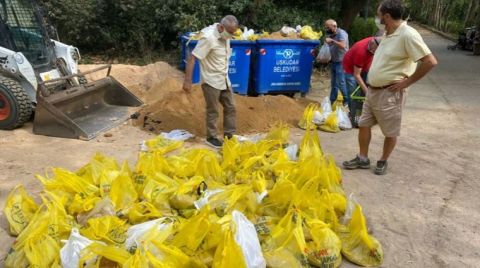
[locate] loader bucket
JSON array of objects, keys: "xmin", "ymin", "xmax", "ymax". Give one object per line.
[{"xmin": 33, "ymin": 65, "xmax": 143, "ymax": 140}]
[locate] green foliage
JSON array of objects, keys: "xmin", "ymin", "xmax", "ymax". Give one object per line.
[
  {"xmin": 446, "ymin": 21, "xmax": 465, "ymax": 35},
  {"xmin": 348, "ymin": 17, "xmax": 378, "ymax": 44},
  {"xmin": 39, "ymin": 0, "xmax": 379, "ymax": 60}
]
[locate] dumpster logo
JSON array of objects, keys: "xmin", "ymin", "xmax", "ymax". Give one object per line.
[
  {"xmin": 273, "ymin": 48, "xmax": 301, "ymax": 73},
  {"xmin": 276, "ymin": 49, "xmax": 301, "ymax": 59},
  {"xmin": 283, "ymin": 49, "xmax": 294, "ymax": 59}
]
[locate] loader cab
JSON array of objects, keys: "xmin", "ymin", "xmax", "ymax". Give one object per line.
[{"xmin": 0, "ymin": 0, "xmax": 54, "ymax": 69}]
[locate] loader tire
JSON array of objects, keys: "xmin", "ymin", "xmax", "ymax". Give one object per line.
[{"xmin": 0, "ymin": 76, "xmax": 33, "ymax": 129}]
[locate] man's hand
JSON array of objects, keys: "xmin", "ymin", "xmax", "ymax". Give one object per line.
[
  {"xmin": 387, "ymin": 78, "xmax": 411, "ymax": 92},
  {"xmin": 183, "ymin": 80, "xmax": 192, "ymax": 93},
  {"xmin": 325, "ymin": 37, "xmax": 333, "ymax": 44}
]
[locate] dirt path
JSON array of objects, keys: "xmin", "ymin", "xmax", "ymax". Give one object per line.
[{"xmin": 1, "ymin": 25, "xmax": 479, "ymax": 267}]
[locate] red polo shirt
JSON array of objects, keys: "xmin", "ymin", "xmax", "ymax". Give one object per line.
[{"xmin": 343, "ymin": 37, "xmax": 374, "ymax": 75}]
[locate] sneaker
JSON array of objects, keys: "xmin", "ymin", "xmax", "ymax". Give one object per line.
[
  {"xmin": 343, "ymin": 155, "xmax": 371, "ymax": 170},
  {"xmin": 205, "ymin": 137, "xmax": 223, "ymax": 149},
  {"xmin": 374, "ymin": 160, "xmax": 388, "ymax": 175},
  {"xmin": 224, "ymin": 133, "xmax": 233, "ymax": 140}
]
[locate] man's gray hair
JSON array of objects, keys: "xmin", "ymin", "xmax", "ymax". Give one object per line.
[{"xmin": 221, "ymin": 15, "xmax": 239, "ymax": 27}]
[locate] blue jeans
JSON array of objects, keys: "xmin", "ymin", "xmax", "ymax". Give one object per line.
[
  {"xmin": 345, "ymin": 73, "xmax": 368, "ymax": 108},
  {"xmin": 330, "ymin": 62, "xmax": 349, "ymax": 106},
  {"xmin": 345, "ymin": 74, "xmax": 357, "ymax": 109}
]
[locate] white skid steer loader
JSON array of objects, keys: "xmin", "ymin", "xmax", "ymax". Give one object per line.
[{"xmin": 0, "ymin": 0, "xmax": 143, "ymax": 140}]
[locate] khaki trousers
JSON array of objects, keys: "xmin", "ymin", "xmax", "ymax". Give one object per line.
[{"xmin": 201, "ymin": 83, "xmax": 236, "ymax": 138}]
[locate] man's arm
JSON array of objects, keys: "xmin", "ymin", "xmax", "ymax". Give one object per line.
[
  {"xmin": 353, "ymin": 66, "xmax": 368, "ymax": 93},
  {"xmin": 183, "ymin": 54, "xmax": 196, "ymax": 93},
  {"xmin": 326, "ymin": 38, "xmax": 347, "ymax": 49},
  {"xmin": 387, "ymin": 53, "xmax": 438, "ymax": 92}
]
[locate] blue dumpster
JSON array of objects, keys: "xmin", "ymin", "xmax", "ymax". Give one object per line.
[
  {"xmin": 180, "ymin": 34, "xmax": 254, "ymax": 94},
  {"xmin": 253, "ymin": 40, "xmax": 320, "ymax": 95},
  {"xmin": 180, "ymin": 35, "xmax": 200, "ymax": 84},
  {"xmin": 229, "ymin": 40, "xmax": 254, "ymax": 95}
]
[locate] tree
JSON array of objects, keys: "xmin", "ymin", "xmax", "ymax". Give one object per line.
[
  {"xmin": 464, "ymin": 0, "xmax": 480, "ymax": 27},
  {"xmin": 340, "ymin": 0, "xmax": 369, "ymax": 30}
]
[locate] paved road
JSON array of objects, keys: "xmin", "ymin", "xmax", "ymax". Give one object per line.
[{"xmin": 319, "ymin": 25, "xmax": 480, "ymax": 267}]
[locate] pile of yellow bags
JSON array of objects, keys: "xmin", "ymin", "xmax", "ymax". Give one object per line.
[
  {"xmin": 299, "ymin": 94, "xmax": 353, "ymax": 133},
  {"xmin": 299, "ymin": 26, "xmax": 323, "ymax": 40},
  {"xmin": 4, "ymin": 124, "xmax": 382, "ymax": 267}
]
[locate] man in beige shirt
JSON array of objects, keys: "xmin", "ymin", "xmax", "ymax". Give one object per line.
[
  {"xmin": 183, "ymin": 15, "xmax": 239, "ymax": 149},
  {"xmin": 343, "ymin": 0, "xmax": 438, "ymax": 175}
]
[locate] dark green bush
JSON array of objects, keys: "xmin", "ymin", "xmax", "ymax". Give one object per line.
[{"xmin": 348, "ymin": 17, "xmax": 378, "ymax": 45}]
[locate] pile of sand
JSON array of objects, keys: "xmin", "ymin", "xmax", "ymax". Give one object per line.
[
  {"xmin": 79, "ymin": 62, "xmax": 309, "ymax": 136},
  {"xmin": 260, "ymin": 31, "xmax": 302, "ymax": 40}
]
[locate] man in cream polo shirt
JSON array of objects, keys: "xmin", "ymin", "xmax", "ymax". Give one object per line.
[
  {"xmin": 343, "ymin": 0, "xmax": 438, "ymax": 175},
  {"xmin": 183, "ymin": 15, "xmax": 239, "ymax": 149}
]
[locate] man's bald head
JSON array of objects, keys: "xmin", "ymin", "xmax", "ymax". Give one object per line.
[
  {"xmin": 325, "ymin": 19, "xmax": 337, "ymax": 27},
  {"xmin": 324, "ymin": 19, "xmax": 338, "ymax": 34}
]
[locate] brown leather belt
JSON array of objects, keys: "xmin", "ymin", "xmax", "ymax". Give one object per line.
[{"xmin": 369, "ymin": 84, "xmax": 393, "ymax": 90}]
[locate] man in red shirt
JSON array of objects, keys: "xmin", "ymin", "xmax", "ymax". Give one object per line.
[{"xmin": 343, "ymin": 36, "xmax": 381, "ymax": 96}]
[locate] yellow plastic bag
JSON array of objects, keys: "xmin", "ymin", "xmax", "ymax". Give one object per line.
[
  {"xmin": 109, "ymin": 164, "xmax": 138, "ymax": 211},
  {"xmin": 68, "ymin": 194, "xmax": 101, "ymax": 215},
  {"xmin": 123, "ymin": 249, "xmax": 149, "ymax": 268},
  {"xmin": 298, "ymin": 103, "xmax": 319, "ymax": 130},
  {"xmin": 169, "ymin": 175, "xmax": 203, "ymax": 210},
  {"xmin": 319, "ymin": 112, "xmax": 340, "ymax": 133},
  {"xmin": 126, "ymin": 201, "xmax": 163, "ymax": 224},
  {"xmin": 326, "ymin": 154, "xmax": 342, "ymax": 184},
  {"xmin": 4, "ymin": 185, "xmax": 39, "ymax": 235},
  {"xmin": 78, "ymin": 242, "xmax": 131, "ymax": 267},
  {"xmin": 254, "ymin": 215, "xmax": 279, "ymax": 243},
  {"xmin": 266, "ymin": 209, "xmax": 309, "ymax": 266},
  {"xmin": 299, "ymin": 25, "xmax": 322, "ymax": 40},
  {"xmin": 6, "ymin": 210, "xmax": 63, "ymax": 268},
  {"xmin": 77, "ymin": 197, "xmax": 116, "ymax": 226},
  {"xmin": 76, "ymin": 153, "xmax": 120, "ymax": 185},
  {"xmin": 99, "ymin": 170, "xmax": 119, "ymax": 197},
  {"xmin": 207, "ymin": 185, "xmax": 251, "ymax": 217},
  {"xmin": 265, "ymin": 122, "xmax": 290, "ymax": 144},
  {"xmin": 252, "ymin": 170, "xmax": 267, "ymax": 194},
  {"xmin": 81, "ymin": 216, "xmax": 129, "ymax": 245},
  {"xmin": 171, "ymin": 207, "xmax": 211, "ymax": 251},
  {"xmin": 188, "ymin": 149, "xmax": 223, "ymax": 182},
  {"xmin": 4, "ymin": 247, "xmax": 29, "ymax": 268},
  {"xmin": 142, "ymin": 175, "xmax": 177, "ymax": 212},
  {"xmin": 305, "ymin": 219, "xmax": 342, "ymax": 267},
  {"xmin": 144, "ymin": 135, "xmax": 184, "ymax": 154},
  {"xmin": 299, "ymin": 128, "xmax": 323, "ymax": 161},
  {"xmin": 37, "ymin": 168, "xmax": 99, "ymax": 197},
  {"xmin": 212, "ymin": 229, "xmax": 247, "ymax": 268},
  {"xmin": 23, "ymin": 229, "xmax": 60, "ymax": 267},
  {"xmin": 264, "ymin": 248, "xmax": 304, "ymax": 268},
  {"xmin": 262, "ymin": 176, "xmax": 297, "ymax": 214},
  {"xmin": 135, "ymin": 151, "xmax": 174, "ymax": 184},
  {"xmin": 332, "ymin": 91, "xmax": 344, "ymax": 112},
  {"xmin": 148, "ymin": 240, "xmax": 196, "ymax": 267},
  {"xmin": 337, "ymin": 204, "xmax": 383, "ymax": 266}
]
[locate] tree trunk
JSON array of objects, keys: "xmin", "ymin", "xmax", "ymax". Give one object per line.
[
  {"xmin": 464, "ymin": 0, "xmax": 476, "ymax": 27},
  {"xmin": 465, "ymin": 0, "xmax": 480, "ymax": 27},
  {"xmin": 340, "ymin": 0, "xmax": 369, "ymax": 30},
  {"xmin": 442, "ymin": 2, "xmax": 451, "ymax": 31},
  {"xmin": 434, "ymin": 0, "xmax": 441, "ymax": 29}
]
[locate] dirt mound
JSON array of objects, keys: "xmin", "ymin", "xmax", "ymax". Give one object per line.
[
  {"xmin": 79, "ymin": 62, "xmax": 310, "ymax": 136},
  {"xmin": 80, "ymin": 62, "xmax": 184, "ymax": 102},
  {"xmin": 261, "ymin": 31, "xmax": 301, "ymax": 40}
]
